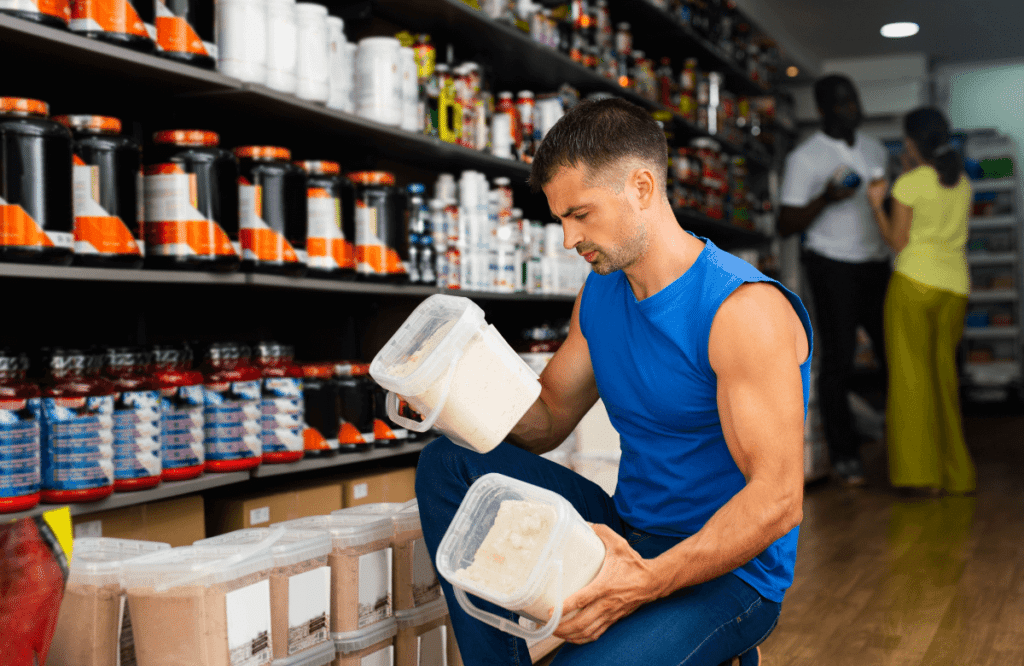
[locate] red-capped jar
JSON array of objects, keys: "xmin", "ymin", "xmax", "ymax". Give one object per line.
[
  {"xmin": 105, "ymin": 348, "xmax": 162, "ymax": 491},
  {"xmin": 255, "ymin": 342, "xmax": 304, "ymax": 464},
  {"xmin": 38, "ymin": 349, "xmax": 115, "ymax": 503},
  {"xmin": 350, "ymin": 171, "xmax": 409, "ymax": 283},
  {"xmin": 152, "ymin": 344, "xmax": 205, "ymax": 481},
  {"xmin": 0, "ymin": 352, "xmax": 41, "ymax": 513},
  {"xmin": 296, "ymin": 160, "xmax": 356, "ymax": 279},
  {"xmin": 301, "ymin": 362, "xmax": 341, "ymax": 457},
  {"xmin": 335, "ymin": 362, "xmax": 375, "ymax": 452},
  {"xmin": 201, "ymin": 343, "xmax": 262, "ymax": 472},
  {"xmin": 236, "ymin": 146, "xmax": 308, "ymax": 276}
]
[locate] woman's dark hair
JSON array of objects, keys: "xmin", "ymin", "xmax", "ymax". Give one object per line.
[{"xmin": 905, "ymin": 107, "xmax": 963, "ymax": 188}]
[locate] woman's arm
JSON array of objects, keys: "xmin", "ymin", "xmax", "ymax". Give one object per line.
[{"xmin": 867, "ymin": 180, "xmax": 913, "ymax": 253}]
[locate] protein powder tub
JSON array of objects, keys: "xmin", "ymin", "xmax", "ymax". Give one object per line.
[
  {"xmin": 255, "ymin": 341, "xmax": 304, "ymax": 464},
  {"xmin": 0, "ymin": 351, "xmax": 41, "ymax": 514},
  {"xmin": 350, "ymin": 171, "xmax": 408, "ymax": 283},
  {"xmin": 69, "ymin": 0, "xmax": 154, "ymax": 51},
  {"xmin": 297, "ymin": 160, "xmax": 356, "ymax": 279},
  {"xmin": 0, "ymin": 98, "xmax": 74, "ymax": 265},
  {"xmin": 152, "ymin": 344, "xmax": 205, "ymax": 481},
  {"xmin": 301, "ymin": 362, "xmax": 341, "ymax": 458},
  {"xmin": 276, "ymin": 512, "xmax": 394, "ymax": 635},
  {"xmin": 236, "ymin": 145, "xmax": 308, "ymax": 276},
  {"xmin": 335, "ymin": 362, "xmax": 375, "ymax": 452},
  {"xmin": 46, "ymin": 537, "xmax": 170, "ymax": 666},
  {"xmin": 0, "ymin": 0, "xmax": 69, "ymax": 28},
  {"xmin": 332, "ymin": 618, "xmax": 396, "ymax": 666},
  {"xmin": 144, "ymin": 130, "xmax": 240, "ymax": 272},
  {"xmin": 53, "ymin": 114, "xmax": 143, "ymax": 268},
  {"xmin": 122, "ymin": 544, "xmax": 275, "ymax": 666},
  {"xmin": 394, "ymin": 598, "xmax": 450, "ymax": 666},
  {"xmin": 201, "ymin": 342, "xmax": 262, "ymax": 473},
  {"xmin": 153, "ymin": 0, "xmax": 216, "ymax": 69},
  {"xmin": 38, "ymin": 349, "xmax": 115, "ymax": 504},
  {"xmin": 196, "ymin": 528, "xmax": 333, "ymax": 661},
  {"xmin": 105, "ymin": 348, "xmax": 162, "ymax": 492}
]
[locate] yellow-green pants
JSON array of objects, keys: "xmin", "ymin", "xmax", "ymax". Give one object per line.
[{"xmin": 884, "ymin": 272, "xmax": 976, "ymax": 493}]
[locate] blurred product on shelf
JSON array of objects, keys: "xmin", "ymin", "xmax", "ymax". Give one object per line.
[
  {"xmin": 405, "ymin": 183, "xmax": 435, "ymax": 285},
  {"xmin": 335, "ymin": 362, "xmax": 377, "ymax": 452},
  {"xmin": 236, "ymin": 145, "xmax": 308, "ymax": 276},
  {"xmin": 200, "ymin": 342, "xmax": 263, "ymax": 473},
  {"xmin": 216, "ymin": 0, "xmax": 267, "ymax": 83},
  {"xmin": 300, "ymin": 160, "xmax": 357, "ymax": 279},
  {"xmin": 152, "ymin": 344, "xmax": 206, "ymax": 481},
  {"xmin": 153, "ymin": 0, "xmax": 216, "ymax": 69},
  {"xmin": 0, "ymin": 351, "xmax": 41, "ymax": 513},
  {"xmin": 351, "ymin": 171, "xmax": 409, "ymax": 282},
  {"xmin": 0, "ymin": 0, "xmax": 69, "ymax": 27},
  {"xmin": 70, "ymin": 0, "xmax": 154, "ymax": 51},
  {"xmin": 326, "ymin": 16, "xmax": 353, "ymax": 111},
  {"xmin": 265, "ymin": 0, "xmax": 298, "ymax": 93},
  {"xmin": 355, "ymin": 36, "xmax": 403, "ymax": 126},
  {"xmin": 55, "ymin": 114, "xmax": 144, "ymax": 268},
  {"xmin": 256, "ymin": 342, "xmax": 305, "ymax": 464},
  {"xmin": 105, "ymin": 348, "xmax": 162, "ymax": 491},
  {"xmin": 296, "ymin": 2, "xmax": 331, "ymax": 102},
  {"xmin": 302, "ymin": 362, "xmax": 344, "ymax": 457}
]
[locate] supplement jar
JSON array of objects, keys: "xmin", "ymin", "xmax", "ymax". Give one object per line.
[
  {"xmin": 236, "ymin": 145, "xmax": 308, "ymax": 276},
  {"xmin": 298, "ymin": 160, "xmax": 355, "ymax": 279},
  {"xmin": 153, "ymin": 0, "xmax": 216, "ymax": 69},
  {"xmin": 145, "ymin": 130, "xmax": 240, "ymax": 271},
  {"xmin": 0, "ymin": 351, "xmax": 41, "ymax": 514},
  {"xmin": 295, "ymin": 2, "xmax": 330, "ymax": 103},
  {"xmin": 54, "ymin": 114, "xmax": 143, "ymax": 268},
  {"xmin": 215, "ymin": 0, "xmax": 267, "ymax": 83},
  {"xmin": 255, "ymin": 341, "xmax": 304, "ymax": 464},
  {"xmin": 105, "ymin": 348, "xmax": 162, "ymax": 491},
  {"xmin": 0, "ymin": 98, "xmax": 74, "ymax": 265},
  {"xmin": 265, "ymin": 0, "xmax": 298, "ymax": 93},
  {"xmin": 39, "ymin": 349, "xmax": 115, "ymax": 504},
  {"xmin": 152, "ymin": 344, "xmax": 205, "ymax": 481},
  {"xmin": 355, "ymin": 36, "xmax": 402, "ymax": 126},
  {"xmin": 70, "ymin": 0, "xmax": 154, "ymax": 51},
  {"xmin": 0, "ymin": 0, "xmax": 69, "ymax": 28},
  {"xmin": 350, "ymin": 171, "xmax": 408, "ymax": 282},
  {"xmin": 301, "ymin": 362, "xmax": 341, "ymax": 457},
  {"xmin": 325, "ymin": 16, "xmax": 350, "ymax": 111},
  {"xmin": 201, "ymin": 342, "xmax": 262, "ymax": 472},
  {"xmin": 335, "ymin": 362, "xmax": 374, "ymax": 452}
]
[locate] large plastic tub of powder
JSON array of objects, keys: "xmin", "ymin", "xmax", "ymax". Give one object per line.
[
  {"xmin": 334, "ymin": 500, "xmax": 441, "ymax": 613},
  {"xmin": 46, "ymin": 537, "xmax": 170, "ymax": 666},
  {"xmin": 121, "ymin": 544, "xmax": 275, "ymax": 666},
  {"xmin": 275, "ymin": 513, "xmax": 394, "ymax": 636},
  {"xmin": 435, "ymin": 473, "xmax": 606, "ymax": 641},
  {"xmin": 195, "ymin": 528, "xmax": 333, "ymax": 663},
  {"xmin": 330, "ymin": 617, "xmax": 397, "ymax": 666},
  {"xmin": 394, "ymin": 598, "xmax": 450, "ymax": 666},
  {"xmin": 370, "ymin": 294, "xmax": 541, "ymax": 453}
]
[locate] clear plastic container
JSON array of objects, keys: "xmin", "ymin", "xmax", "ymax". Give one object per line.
[
  {"xmin": 278, "ymin": 639, "xmax": 336, "ymax": 666},
  {"xmin": 47, "ymin": 537, "xmax": 170, "ymax": 666},
  {"xmin": 394, "ymin": 598, "xmax": 449, "ymax": 666},
  {"xmin": 275, "ymin": 513, "xmax": 394, "ymax": 636},
  {"xmin": 370, "ymin": 294, "xmax": 541, "ymax": 453},
  {"xmin": 195, "ymin": 527, "xmax": 333, "ymax": 662},
  {"xmin": 435, "ymin": 473, "xmax": 606, "ymax": 641},
  {"xmin": 121, "ymin": 543, "xmax": 276, "ymax": 666},
  {"xmin": 331, "ymin": 618, "xmax": 397, "ymax": 666}
]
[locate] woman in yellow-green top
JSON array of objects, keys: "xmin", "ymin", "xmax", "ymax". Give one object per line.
[{"xmin": 867, "ymin": 107, "xmax": 976, "ymax": 495}]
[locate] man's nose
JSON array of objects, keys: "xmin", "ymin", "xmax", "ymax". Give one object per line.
[{"xmin": 561, "ymin": 219, "xmax": 582, "ymax": 250}]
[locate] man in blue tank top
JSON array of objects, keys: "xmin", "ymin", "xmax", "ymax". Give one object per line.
[{"xmin": 415, "ymin": 98, "xmax": 813, "ymax": 666}]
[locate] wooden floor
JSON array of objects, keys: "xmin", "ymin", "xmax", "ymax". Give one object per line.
[{"xmin": 761, "ymin": 411, "xmax": 1024, "ymax": 665}]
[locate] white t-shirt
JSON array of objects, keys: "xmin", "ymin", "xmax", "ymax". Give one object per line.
[{"xmin": 780, "ymin": 130, "xmax": 890, "ymax": 262}]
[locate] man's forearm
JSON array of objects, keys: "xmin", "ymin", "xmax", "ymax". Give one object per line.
[
  {"xmin": 777, "ymin": 192, "xmax": 829, "ymax": 237},
  {"xmin": 506, "ymin": 397, "xmax": 567, "ymax": 455}
]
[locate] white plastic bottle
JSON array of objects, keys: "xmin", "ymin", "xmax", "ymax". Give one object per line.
[
  {"xmin": 265, "ymin": 0, "xmax": 298, "ymax": 93},
  {"xmin": 325, "ymin": 16, "xmax": 350, "ymax": 110},
  {"xmin": 355, "ymin": 36, "xmax": 402, "ymax": 126},
  {"xmin": 295, "ymin": 3, "xmax": 330, "ymax": 103},
  {"xmin": 400, "ymin": 46, "xmax": 421, "ymax": 132},
  {"xmin": 216, "ymin": 0, "xmax": 268, "ymax": 83}
]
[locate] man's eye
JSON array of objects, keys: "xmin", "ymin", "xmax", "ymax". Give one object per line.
[{"xmin": 575, "ymin": 213, "xmax": 588, "ymax": 221}]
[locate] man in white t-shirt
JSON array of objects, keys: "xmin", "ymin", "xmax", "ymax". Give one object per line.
[{"xmin": 778, "ymin": 74, "xmax": 891, "ymax": 486}]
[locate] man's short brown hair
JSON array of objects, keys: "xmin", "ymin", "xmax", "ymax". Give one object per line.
[{"xmin": 529, "ymin": 97, "xmax": 669, "ymax": 194}]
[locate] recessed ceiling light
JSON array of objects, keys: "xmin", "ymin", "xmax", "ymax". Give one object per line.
[
  {"xmin": 881, "ymin": 22, "xmax": 919, "ymax": 38},
  {"xmin": 786, "ymin": 66, "xmax": 799, "ymax": 77}
]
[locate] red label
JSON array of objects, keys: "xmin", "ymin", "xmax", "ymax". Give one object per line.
[
  {"xmin": 155, "ymin": 15, "xmax": 209, "ymax": 55},
  {"xmin": 72, "ymin": 0, "xmax": 147, "ymax": 36},
  {"xmin": 145, "ymin": 221, "xmax": 236, "ymax": 257},
  {"xmin": 75, "ymin": 216, "xmax": 141, "ymax": 256},
  {"xmin": 239, "ymin": 228, "xmax": 300, "ymax": 264},
  {"xmin": 0, "ymin": 206, "xmax": 54, "ymax": 248},
  {"xmin": 338, "ymin": 422, "xmax": 366, "ymax": 445}
]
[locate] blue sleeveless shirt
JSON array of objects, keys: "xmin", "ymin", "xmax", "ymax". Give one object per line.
[{"xmin": 578, "ymin": 237, "xmax": 813, "ymax": 602}]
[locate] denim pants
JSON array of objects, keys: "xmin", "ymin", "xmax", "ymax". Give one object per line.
[{"xmin": 415, "ymin": 437, "xmax": 781, "ymax": 666}]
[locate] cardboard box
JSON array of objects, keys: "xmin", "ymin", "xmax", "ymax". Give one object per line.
[
  {"xmin": 72, "ymin": 494, "xmax": 206, "ymax": 547},
  {"xmin": 341, "ymin": 466, "xmax": 416, "ymax": 508},
  {"xmin": 205, "ymin": 481, "xmax": 342, "ymax": 536}
]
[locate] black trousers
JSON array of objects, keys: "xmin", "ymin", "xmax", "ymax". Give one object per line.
[{"xmin": 803, "ymin": 249, "xmax": 892, "ymax": 465}]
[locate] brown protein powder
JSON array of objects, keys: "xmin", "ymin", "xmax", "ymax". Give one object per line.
[{"xmin": 394, "ymin": 599, "xmax": 449, "ymax": 666}]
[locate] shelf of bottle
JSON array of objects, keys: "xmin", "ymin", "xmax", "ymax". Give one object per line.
[
  {"xmin": 250, "ymin": 439, "xmax": 429, "ymax": 478},
  {"xmin": 675, "ymin": 208, "xmax": 772, "ymax": 250},
  {"xmin": 970, "ymin": 215, "xmax": 1018, "ymax": 230},
  {"xmin": 972, "ymin": 178, "xmax": 1017, "ymax": 193},
  {"xmin": 967, "ymin": 252, "xmax": 1017, "ymax": 266},
  {"xmin": 969, "ymin": 290, "xmax": 1018, "ymax": 303},
  {"xmin": 962, "ymin": 326, "xmax": 1020, "ymax": 340}
]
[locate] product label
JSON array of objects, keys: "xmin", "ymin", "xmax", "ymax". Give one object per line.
[
  {"xmin": 225, "ymin": 579, "xmax": 273, "ymax": 666},
  {"xmin": 154, "ymin": 0, "xmax": 210, "ymax": 56},
  {"xmin": 261, "ymin": 377, "xmax": 304, "ymax": 454},
  {"xmin": 239, "ymin": 182, "xmax": 301, "ymax": 265},
  {"xmin": 306, "ymin": 188, "xmax": 355, "ymax": 270},
  {"xmin": 287, "ymin": 566, "xmax": 330, "ymax": 655},
  {"xmin": 118, "ymin": 594, "xmax": 139, "ymax": 666},
  {"xmin": 360, "ymin": 646, "xmax": 393, "ymax": 666},
  {"xmin": 160, "ymin": 384, "xmax": 205, "ymax": 469},
  {"xmin": 72, "ymin": 158, "xmax": 141, "ymax": 256},
  {"xmin": 417, "ymin": 625, "xmax": 446, "ymax": 665},
  {"xmin": 357, "ymin": 548, "xmax": 392, "ymax": 628},
  {"xmin": 204, "ymin": 380, "xmax": 262, "ymax": 461},
  {"xmin": 0, "ymin": 194, "xmax": 73, "ymax": 249},
  {"xmin": 411, "ymin": 537, "xmax": 441, "ymax": 606},
  {"xmin": 302, "ymin": 425, "xmax": 336, "ymax": 452},
  {"xmin": 337, "ymin": 421, "xmax": 367, "ymax": 446},
  {"xmin": 0, "ymin": 0, "xmax": 71, "ymax": 21},
  {"xmin": 144, "ymin": 164, "xmax": 237, "ymax": 258},
  {"xmin": 112, "ymin": 390, "xmax": 161, "ymax": 481},
  {"xmin": 39, "ymin": 395, "xmax": 115, "ymax": 491},
  {"xmin": 0, "ymin": 398, "xmax": 41, "ymax": 499},
  {"xmin": 70, "ymin": 0, "xmax": 147, "ymax": 36},
  {"xmin": 355, "ymin": 201, "xmax": 406, "ymax": 276}
]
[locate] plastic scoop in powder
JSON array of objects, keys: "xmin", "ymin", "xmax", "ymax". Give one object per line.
[
  {"xmin": 434, "ymin": 473, "xmax": 606, "ymax": 641},
  {"xmin": 370, "ymin": 294, "xmax": 542, "ymax": 453}
]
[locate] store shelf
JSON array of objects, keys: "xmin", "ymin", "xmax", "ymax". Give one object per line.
[
  {"xmin": 251, "ymin": 439, "xmax": 429, "ymax": 478},
  {"xmin": 676, "ymin": 209, "xmax": 771, "ymax": 249},
  {"xmin": 0, "ymin": 261, "xmax": 249, "ymax": 285},
  {"xmin": 970, "ymin": 215, "xmax": 1018, "ymax": 230},
  {"xmin": 969, "ymin": 290, "xmax": 1018, "ymax": 303},
  {"xmin": 963, "ymin": 361, "xmax": 1022, "ymax": 386},
  {"xmin": 247, "ymin": 272, "xmax": 439, "ymax": 296},
  {"xmin": 963, "ymin": 326, "xmax": 1020, "ymax": 339},
  {"xmin": 972, "ymin": 178, "xmax": 1018, "ymax": 193},
  {"xmin": 967, "ymin": 252, "xmax": 1018, "ymax": 266},
  {"xmin": 2, "ymin": 472, "xmax": 250, "ymax": 522}
]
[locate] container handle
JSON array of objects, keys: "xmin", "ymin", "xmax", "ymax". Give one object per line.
[
  {"xmin": 451, "ymin": 559, "xmax": 563, "ymax": 641},
  {"xmin": 385, "ymin": 355, "xmax": 459, "ymax": 433}
]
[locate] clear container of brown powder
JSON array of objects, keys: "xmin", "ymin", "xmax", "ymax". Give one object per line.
[
  {"xmin": 394, "ymin": 598, "xmax": 450, "ymax": 666},
  {"xmin": 275, "ymin": 513, "xmax": 394, "ymax": 637},
  {"xmin": 46, "ymin": 537, "xmax": 171, "ymax": 666},
  {"xmin": 331, "ymin": 617, "xmax": 397, "ymax": 666},
  {"xmin": 195, "ymin": 527, "xmax": 333, "ymax": 664}
]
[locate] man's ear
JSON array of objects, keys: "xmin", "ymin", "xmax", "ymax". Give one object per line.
[{"xmin": 632, "ymin": 168, "xmax": 657, "ymax": 210}]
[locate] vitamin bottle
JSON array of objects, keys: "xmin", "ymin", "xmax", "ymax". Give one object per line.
[
  {"xmin": 54, "ymin": 114, "xmax": 143, "ymax": 268},
  {"xmin": 0, "ymin": 352, "xmax": 41, "ymax": 513},
  {"xmin": 236, "ymin": 146, "xmax": 307, "ymax": 276},
  {"xmin": 254, "ymin": 342, "xmax": 304, "ymax": 464},
  {"xmin": 145, "ymin": 130, "xmax": 240, "ymax": 271},
  {"xmin": 350, "ymin": 171, "xmax": 408, "ymax": 283},
  {"xmin": 335, "ymin": 362, "xmax": 374, "ymax": 452},
  {"xmin": 201, "ymin": 343, "xmax": 262, "ymax": 472},
  {"xmin": 0, "ymin": 98, "xmax": 74, "ymax": 265},
  {"xmin": 105, "ymin": 348, "xmax": 162, "ymax": 491},
  {"xmin": 39, "ymin": 349, "xmax": 115, "ymax": 504},
  {"xmin": 153, "ymin": 0, "xmax": 216, "ymax": 69},
  {"xmin": 70, "ymin": 0, "xmax": 155, "ymax": 52},
  {"xmin": 152, "ymin": 344, "xmax": 205, "ymax": 481},
  {"xmin": 297, "ymin": 160, "xmax": 355, "ymax": 279},
  {"xmin": 301, "ymin": 362, "xmax": 340, "ymax": 457}
]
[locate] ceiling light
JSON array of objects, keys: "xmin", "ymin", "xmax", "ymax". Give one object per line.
[
  {"xmin": 881, "ymin": 22, "xmax": 919, "ymax": 38},
  {"xmin": 786, "ymin": 66, "xmax": 799, "ymax": 77}
]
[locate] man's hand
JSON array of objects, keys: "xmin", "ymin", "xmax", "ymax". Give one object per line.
[
  {"xmin": 552, "ymin": 524, "xmax": 659, "ymax": 645},
  {"xmin": 866, "ymin": 178, "xmax": 889, "ymax": 212},
  {"xmin": 823, "ymin": 180, "xmax": 857, "ymax": 204}
]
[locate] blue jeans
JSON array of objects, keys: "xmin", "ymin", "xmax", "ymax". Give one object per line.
[{"xmin": 416, "ymin": 438, "xmax": 781, "ymax": 666}]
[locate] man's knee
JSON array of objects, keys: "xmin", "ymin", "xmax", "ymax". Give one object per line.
[{"xmin": 415, "ymin": 436, "xmax": 461, "ymax": 498}]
